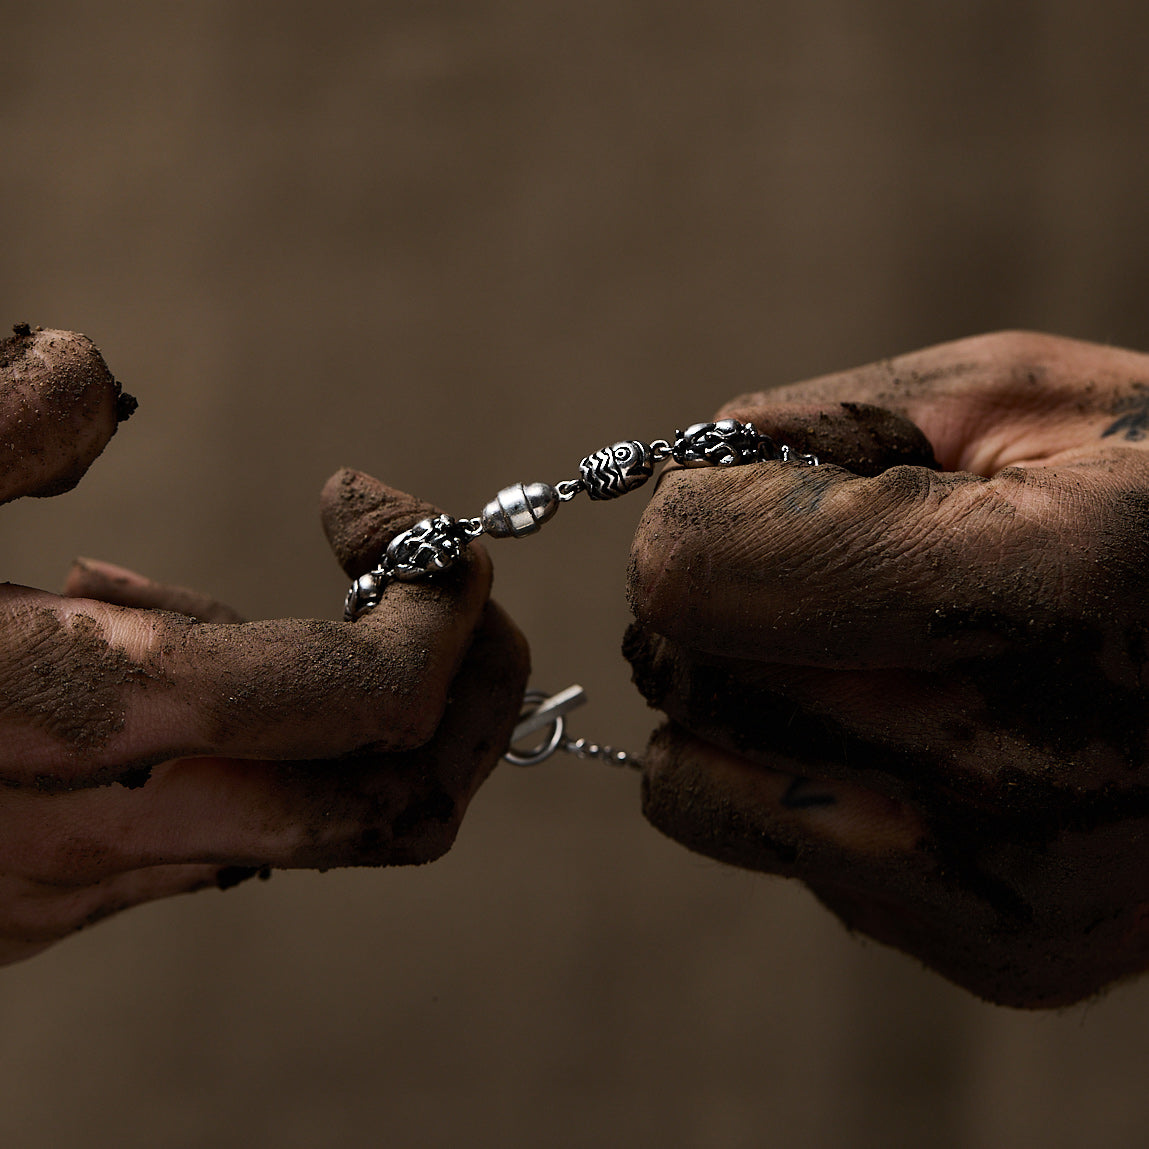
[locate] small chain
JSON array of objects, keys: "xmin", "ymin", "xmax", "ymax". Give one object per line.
[
  {"xmin": 506, "ymin": 686, "xmax": 642, "ymax": 769},
  {"xmin": 779, "ymin": 445, "xmax": 820, "ymax": 466},
  {"xmin": 563, "ymin": 737, "xmax": 641, "ymax": 769}
]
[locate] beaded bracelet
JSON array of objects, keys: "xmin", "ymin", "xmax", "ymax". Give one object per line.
[{"xmin": 343, "ymin": 419, "xmax": 818, "ymax": 767}]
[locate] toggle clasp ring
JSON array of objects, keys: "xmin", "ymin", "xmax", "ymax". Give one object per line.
[{"xmin": 504, "ymin": 685, "xmax": 588, "ymax": 766}]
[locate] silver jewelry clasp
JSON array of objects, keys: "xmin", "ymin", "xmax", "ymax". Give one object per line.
[
  {"xmin": 505, "ymin": 685, "xmax": 588, "ymax": 765},
  {"xmin": 505, "ymin": 685, "xmax": 640, "ymax": 769}
]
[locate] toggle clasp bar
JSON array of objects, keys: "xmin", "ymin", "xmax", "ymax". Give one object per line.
[
  {"xmin": 506, "ymin": 685, "xmax": 587, "ymax": 766},
  {"xmin": 511, "ymin": 684, "xmax": 588, "ymax": 743}
]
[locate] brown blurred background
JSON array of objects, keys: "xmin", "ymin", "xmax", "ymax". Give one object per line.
[{"xmin": 2, "ymin": 2, "xmax": 1149, "ymax": 1146}]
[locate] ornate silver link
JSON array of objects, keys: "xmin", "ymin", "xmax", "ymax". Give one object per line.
[
  {"xmin": 672, "ymin": 419, "xmax": 769, "ymax": 467},
  {"xmin": 555, "ymin": 479, "xmax": 584, "ymax": 501},
  {"xmin": 386, "ymin": 514, "xmax": 465, "ymax": 580}
]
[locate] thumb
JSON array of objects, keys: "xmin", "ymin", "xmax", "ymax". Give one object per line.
[{"xmin": 0, "ymin": 325, "xmax": 135, "ymax": 505}]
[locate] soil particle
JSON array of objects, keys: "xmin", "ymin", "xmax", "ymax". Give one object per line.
[
  {"xmin": 0, "ymin": 607, "xmax": 170, "ymax": 778},
  {"xmin": 114, "ymin": 386, "xmax": 138, "ymax": 423},
  {"xmin": 766, "ymin": 403, "xmax": 939, "ymax": 476}
]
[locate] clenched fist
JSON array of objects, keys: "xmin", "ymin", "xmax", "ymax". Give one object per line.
[{"xmin": 627, "ymin": 331, "xmax": 1149, "ymax": 1008}]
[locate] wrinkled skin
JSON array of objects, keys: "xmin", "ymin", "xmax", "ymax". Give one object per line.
[
  {"xmin": 0, "ymin": 327, "xmax": 528, "ymax": 964},
  {"xmin": 627, "ymin": 331, "xmax": 1149, "ymax": 1008}
]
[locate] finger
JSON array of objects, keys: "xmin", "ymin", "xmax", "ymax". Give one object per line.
[
  {"xmin": 0, "ymin": 600, "xmax": 528, "ymax": 879},
  {"xmin": 629, "ymin": 446, "xmax": 1149, "ymax": 669},
  {"xmin": 321, "ymin": 466, "xmax": 441, "ymax": 577},
  {"xmin": 641, "ymin": 723, "xmax": 925, "ymax": 874},
  {"xmin": 720, "ymin": 331, "xmax": 1149, "ymax": 473},
  {"xmin": 1, "ymin": 479, "xmax": 495, "ymax": 785},
  {"xmin": 625, "ymin": 624, "xmax": 1144, "ymax": 814},
  {"xmin": 637, "ymin": 724, "xmax": 1007, "ymax": 990},
  {"xmin": 0, "ymin": 863, "xmax": 223, "ymax": 966},
  {"xmin": 625, "ymin": 624, "xmax": 980, "ymax": 801},
  {"xmin": 64, "ymin": 558, "xmax": 245, "ymax": 623},
  {"xmin": 0, "ymin": 326, "xmax": 135, "ymax": 504},
  {"xmin": 641, "ymin": 724, "xmax": 1149, "ymax": 1008}
]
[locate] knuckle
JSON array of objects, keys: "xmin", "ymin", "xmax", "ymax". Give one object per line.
[
  {"xmin": 389, "ymin": 695, "xmax": 445, "ymax": 750},
  {"xmin": 956, "ymin": 330, "xmax": 1084, "ymax": 394}
]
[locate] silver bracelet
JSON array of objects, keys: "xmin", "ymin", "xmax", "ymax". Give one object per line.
[{"xmin": 343, "ymin": 419, "xmax": 818, "ymax": 767}]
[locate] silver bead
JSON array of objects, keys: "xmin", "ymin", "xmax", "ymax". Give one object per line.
[
  {"xmin": 480, "ymin": 482, "xmax": 560, "ymax": 538},
  {"xmin": 671, "ymin": 419, "xmax": 766, "ymax": 467},
  {"xmin": 386, "ymin": 515, "xmax": 465, "ymax": 580},
  {"xmin": 579, "ymin": 440, "xmax": 654, "ymax": 500},
  {"xmin": 344, "ymin": 570, "xmax": 385, "ymax": 621}
]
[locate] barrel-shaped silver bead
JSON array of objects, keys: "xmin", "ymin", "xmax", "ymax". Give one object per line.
[
  {"xmin": 579, "ymin": 440, "xmax": 655, "ymax": 500},
  {"xmin": 345, "ymin": 570, "xmax": 386, "ymax": 620},
  {"xmin": 480, "ymin": 482, "xmax": 560, "ymax": 538}
]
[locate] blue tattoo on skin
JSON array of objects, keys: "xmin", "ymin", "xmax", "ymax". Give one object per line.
[
  {"xmin": 781, "ymin": 775, "xmax": 837, "ymax": 809},
  {"xmin": 1102, "ymin": 395, "xmax": 1149, "ymax": 441}
]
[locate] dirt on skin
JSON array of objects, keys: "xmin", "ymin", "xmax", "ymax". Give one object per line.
[
  {"xmin": 260, "ymin": 599, "xmax": 529, "ymax": 870},
  {"xmin": 0, "ymin": 605, "xmax": 173, "ymax": 788},
  {"xmin": 754, "ymin": 402, "xmax": 939, "ymax": 476},
  {"xmin": 0, "ymin": 325, "xmax": 136, "ymax": 502},
  {"xmin": 67, "ymin": 559, "xmax": 246, "ymax": 624},
  {"xmin": 0, "ymin": 470, "xmax": 528, "ymax": 875},
  {"xmin": 625, "ymin": 395, "xmax": 1149, "ymax": 1007}
]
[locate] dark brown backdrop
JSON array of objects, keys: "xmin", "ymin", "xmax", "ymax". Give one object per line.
[{"xmin": 3, "ymin": 3, "xmax": 1149, "ymax": 1146}]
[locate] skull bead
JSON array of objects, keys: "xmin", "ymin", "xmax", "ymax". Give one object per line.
[
  {"xmin": 386, "ymin": 514, "xmax": 465, "ymax": 580},
  {"xmin": 344, "ymin": 569, "xmax": 387, "ymax": 621},
  {"xmin": 671, "ymin": 419, "xmax": 769, "ymax": 467}
]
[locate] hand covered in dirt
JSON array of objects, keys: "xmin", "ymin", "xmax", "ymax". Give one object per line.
[
  {"xmin": 0, "ymin": 326, "xmax": 528, "ymax": 965},
  {"xmin": 627, "ymin": 331, "xmax": 1149, "ymax": 1008}
]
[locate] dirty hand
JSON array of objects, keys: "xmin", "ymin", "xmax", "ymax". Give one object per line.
[
  {"xmin": 627, "ymin": 331, "xmax": 1149, "ymax": 1008},
  {"xmin": 0, "ymin": 327, "xmax": 528, "ymax": 965}
]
